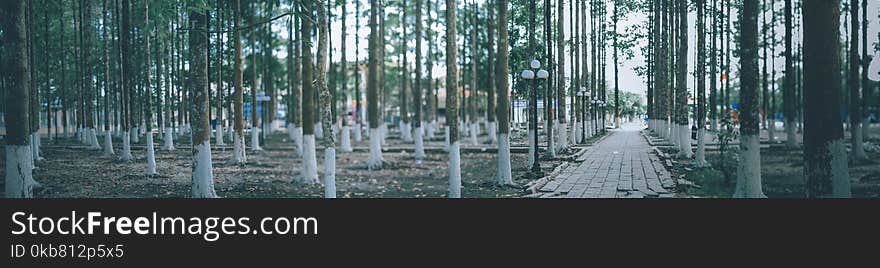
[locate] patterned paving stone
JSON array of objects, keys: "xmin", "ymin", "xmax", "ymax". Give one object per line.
[{"xmin": 542, "ymin": 124, "xmax": 676, "ymax": 198}]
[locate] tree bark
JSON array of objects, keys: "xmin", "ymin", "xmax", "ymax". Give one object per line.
[
  {"xmin": 189, "ymin": 5, "xmax": 217, "ymax": 198},
  {"xmin": 734, "ymin": 0, "xmax": 766, "ymax": 198},
  {"xmin": 803, "ymin": 0, "xmax": 850, "ymax": 198}
]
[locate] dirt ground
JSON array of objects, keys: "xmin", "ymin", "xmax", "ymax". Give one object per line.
[
  {"xmin": 669, "ymin": 142, "xmax": 880, "ymax": 198},
  {"xmin": 1, "ymin": 128, "xmax": 568, "ymax": 198}
]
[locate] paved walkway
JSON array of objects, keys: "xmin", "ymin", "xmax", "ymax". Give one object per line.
[{"xmin": 540, "ymin": 123, "xmax": 676, "ymax": 198}]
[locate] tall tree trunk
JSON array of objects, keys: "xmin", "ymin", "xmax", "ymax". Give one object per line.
[
  {"xmin": 734, "ymin": 0, "xmax": 766, "ymax": 198},
  {"xmin": 400, "ymin": 0, "xmax": 411, "ymax": 143},
  {"xmin": 695, "ymin": 0, "xmax": 708, "ymax": 166},
  {"xmin": 557, "ymin": 0, "xmax": 566, "ymax": 148},
  {"xmin": 612, "ymin": 1, "xmax": 619, "ymax": 129},
  {"xmin": 446, "ymin": 0, "xmax": 461, "ymax": 197},
  {"xmin": 189, "ymin": 5, "xmax": 217, "ymax": 198},
  {"xmin": 413, "ymin": 0, "xmax": 426, "ymax": 159},
  {"xmin": 300, "ymin": 0, "xmax": 320, "ymax": 182},
  {"xmin": 216, "ymin": 0, "xmax": 225, "ymax": 146},
  {"xmin": 315, "ymin": 0, "xmax": 336, "ymax": 195},
  {"xmin": 803, "ymin": 0, "xmax": 850, "ymax": 198},
  {"xmin": 367, "ymin": 0, "xmax": 385, "ymax": 170},
  {"xmin": 354, "ymin": 0, "xmax": 363, "ymax": 142},
  {"xmin": 709, "ymin": 0, "xmax": 717, "ymax": 131},
  {"xmin": 231, "ymin": 0, "xmax": 246, "ymax": 164},
  {"xmin": 144, "ymin": 0, "xmax": 157, "ymax": 175},
  {"xmin": 3, "ymin": 0, "xmax": 39, "ymax": 198},
  {"xmin": 119, "ymin": 0, "xmax": 133, "ymax": 162},
  {"xmin": 675, "ymin": 0, "xmax": 691, "ymax": 159},
  {"xmin": 495, "ymin": 0, "xmax": 513, "ymax": 185},
  {"xmin": 339, "ymin": 0, "xmax": 353, "ymax": 153},
  {"xmin": 848, "ymin": 0, "xmax": 866, "ymax": 159},
  {"xmin": 783, "ymin": 0, "xmax": 796, "ymax": 148}
]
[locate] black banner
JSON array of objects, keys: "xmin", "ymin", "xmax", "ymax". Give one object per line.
[{"xmin": 2, "ymin": 199, "xmax": 879, "ymax": 266}]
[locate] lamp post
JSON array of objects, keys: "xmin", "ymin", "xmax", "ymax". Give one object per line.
[{"xmin": 521, "ymin": 59, "xmax": 548, "ymax": 175}]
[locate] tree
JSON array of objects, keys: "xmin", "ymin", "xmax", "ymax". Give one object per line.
[
  {"xmin": 189, "ymin": 0, "xmax": 217, "ymax": 198},
  {"xmin": 734, "ymin": 0, "xmax": 767, "ymax": 198},
  {"xmin": 215, "ymin": 0, "xmax": 226, "ymax": 146},
  {"xmin": 339, "ymin": 0, "xmax": 353, "ymax": 153},
  {"xmin": 673, "ymin": 0, "xmax": 691, "ymax": 159},
  {"xmin": 367, "ymin": 0, "xmax": 385, "ymax": 170},
  {"xmin": 694, "ymin": 0, "xmax": 708, "ymax": 166},
  {"xmin": 783, "ymin": 0, "xmax": 796, "ymax": 148},
  {"xmin": 495, "ymin": 0, "xmax": 513, "ymax": 186},
  {"xmin": 315, "ymin": 0, "xmax": 336, "ymax": 196},
  {"xmin": 486, "ymin": 0, "xmax": 497, "ymax": 145},
  {"xmin": 803, "ymin": 0, "xmax": 850, "ymax": 198},
  {"xmin": 119, "ymin": 0, "xmax": 134, "ymax": 162},
  {"xmin": 413, "ymin": 0, "xmax": 427, "ymax": 160},
  {"xmin": 848, "ymin": 0, "xmax": 866, "ymax": 159},
  {"xmin": 3, "ymin": 0, "xmax": 40, "ymax": 198},
  {"xmin": 299, "ymin": 0, "xmax": 320, "ymax": 182},
  {"xmin": 102, "ymin": 0, "xmax": 115, "ymax": 156},
  {"xmin": 231, "ymin": 0, "xmax": 247, "ymax": 164},
  {"xmin": 557, "ymin": 0, "xmax": 567, "ymax": 148},
  {"xmin": 144, "ymin": 0, "xmax": 158, "ymax": 176},
  {"xmin": 446, "ymin": 0, "xmax": 461, "ymax": 197}
]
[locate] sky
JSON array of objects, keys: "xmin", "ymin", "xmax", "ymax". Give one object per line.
[{"xmin": 269, "ymin": 0, "xmax": 880, "ymax": 101}]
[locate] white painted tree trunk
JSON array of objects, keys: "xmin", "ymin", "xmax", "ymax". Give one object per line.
[
  {"xmin": 231, "ymin": 133, "xmax": 247, "ymax": 164},
  {"xmin": 215, "ymin": 124, "xmax": 225, "ymax": 145},
  {"xmin": 402, "ymin": 122, "xmax": 413, "ymax": 142},
  {"xmin": 323, "ymin": 147, "xmax": 337, "ymax": 198},
  {"xmin": 676, "ymin": 124, "xmax": 693, "ymax": 159},
  {"xmin": 6, "ymin": 145, "xmax": 39, "ymax": 198},
  {"xmin": 768, "ymin": 119, "xmax": 776, "ymax": 143},
  {"xmin": 251, "ymin": 127, "xmax": 262, "ymax": 151},
  {"xmin": 30, "ymin": 133, "xmax": 41, "ymax": 161},
  {"xmin": 88, "ymin": 128, "xmax": 101, "ymax": 149},
  {"xmin": 379, "ymin": 123, "xmax": 387, "ymax": 146},
  {"xmin": 694, "ymin": 127, "xmax": 708, "ymax": 167},
  {"xmin": 733, "ymin": 134, "xmax": 767, "ymax": 198},
  {"xmin": 828, "ymin": 139, "xmax": 852, "ymax": 197},
  {"xmin": 469, "ymin": 122, "xmax": 479, "ymax": 145},
  {"xmin": 487, "ymin": 122, "xmax": 496, "ymax": 144},
  {"xmin": 119, "ymin": 131, "xmax": 133, "ymax": 162},
  {"xmin": 103, "ymin": 129, "xmax": 115, "ymax": 156},
  {"xmin": 293, "ymin": 127, "xmax": 303, "ymax": 157},
  {"xmin": 414, "ymin": 126, "xmax": 426, "ymax": 161},
  {"xmin": 315, "ymin": 123, "xmax": 324, "ymax": 139},
  {"xmin": 444, "ymin": 128, "xmax": 450, "ymax": 151},
  {"xmin": 785, "ymin": 119, "xmax": 797, "ymax": 148},
  {"xmin": 288, "ymin": 124, "xmax": 296, "ymax": 140},
  {"xmin": 557, "ymin": 121, "xmax": 568, "ymax": 151},
  {"xmin": 227, "ymin": 125, "xmax": 234, "ymax": 141},
  {"xmin": 528, "ymin": 129, "xmax": 536, "ymax": 168},
  {"xmin": 145, "ymin": 134, "xmax": 157, "ymax": 176},
  {"xmin": 448, "ymin": 141, "xmax": 461, "ymax": 198},
  {"xmin": 131, "ymin": 127, "xmax": 139, "ymax": 144},
  {"xmin": 852, "ymin": 122, "xmax": 867, "ymax": 159},
  {"xmin": 569, "ymin": 119, "xmax": 577, "ymax": 145},
  {"xmin": 191, "ymin": 141, "xmax": 218, "ymax": 198},
  {"xmin": 353, "ymin": 123, "xmax": 362, "ymax": 142},
  {"xmin": 367, "ymin": 128, "xmax": 384, "ymax": 170},
  {"xmin": 299, "ymin": 134, "xmax": 320, "ymax": 184},
  {"xmin": 340, "ymin": 126, "xmax": 353, "ymax": 152},
  {"xmin": 162, "ymin": 127, "xmax": 176, "ymax": 150},
  {"xmin": 496, "ymin": 133, "xmax": 513, "ymax": 186}
]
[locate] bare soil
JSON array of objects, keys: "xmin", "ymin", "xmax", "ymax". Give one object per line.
[{"xmin": 1, "ymin": 129, "xmax": 567, "ymax": 198}]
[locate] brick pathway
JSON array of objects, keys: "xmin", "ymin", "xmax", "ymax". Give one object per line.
[{"xmin": 539, "ymin": 123, "xmax": 676, "ymax": 198}]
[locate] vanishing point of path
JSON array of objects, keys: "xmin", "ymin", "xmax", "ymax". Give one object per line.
[{"xmin": 540, "ymin": 123, "xmax": 676, "ymax": 198}]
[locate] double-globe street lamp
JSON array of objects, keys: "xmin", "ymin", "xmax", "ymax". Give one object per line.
[{"xmin": 521, "ymin": 59, "xmax": 549, "ymax": 175}]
